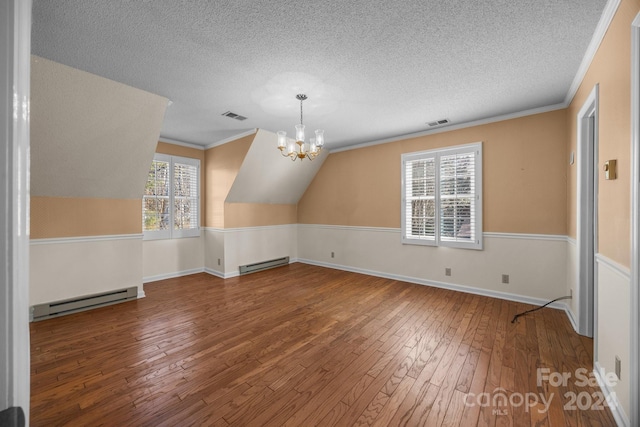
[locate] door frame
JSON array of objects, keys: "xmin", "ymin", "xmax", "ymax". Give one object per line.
[
  {"xmin": 0, "ymin": 0, "xmax": 31, "ymax": 424},
  {"xmin": 576, "ymin": 84, "xmax": 599, "ymax": 340},
  {"xmin": 629, "ymin": 13, "xmax": 640, "ymax": 427}
]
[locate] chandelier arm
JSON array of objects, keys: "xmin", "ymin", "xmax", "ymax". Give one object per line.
[{"xmin": 278, "ymin": 94, "xmax": 322, "ymax": 162}]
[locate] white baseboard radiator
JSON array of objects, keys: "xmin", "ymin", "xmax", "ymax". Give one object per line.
[
  {"xmin": 31, "ymin": 286, "xmax": 137, "ymax": 321},
  {"xmin": 239, "ymin": 256, "xmax": 289, "ymax": 275}
]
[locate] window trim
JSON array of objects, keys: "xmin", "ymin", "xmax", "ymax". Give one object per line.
[
  {"xmin": 401, "ymin": 142, "xmax": 483, "ymax": 250},
  {"xmin": 143, "ymin": 153, "xmax": 200, "ymax": 241}
]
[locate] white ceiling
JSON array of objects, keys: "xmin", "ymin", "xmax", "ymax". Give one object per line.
[
  {"xmin": 226, "ymin": 129, "xmax": 329, "ymax": 205},
  {"xmin": 31, "ymin": 0, "xmax": 609, "ymax": 150}
]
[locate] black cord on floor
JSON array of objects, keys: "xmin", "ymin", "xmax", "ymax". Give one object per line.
[{"xmin": 511, "ymin": 295, "xmax": 572, "ymax": 323}]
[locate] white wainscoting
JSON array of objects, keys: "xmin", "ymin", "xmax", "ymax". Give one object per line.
[
  {"xmin": 204, "ymin": 225, "xmax": 298, "ymax": 278},
  {"xmin": 595, "ymin": 253, "xmax": 631, "ymax": 426},
  {"xmin": 30, "ymin": 234, "xmax": 144, "ymax": 306},
  {"xmin": 298, "ymin": 224, "xmax": 569, "ymax": 307},
  {"xmin": 143, "ymin": 233, "xmax": 205, "ymax": 283},
  {"xmin": 204, "ymin": 228, "xmax": 225, "ymax": 278}
]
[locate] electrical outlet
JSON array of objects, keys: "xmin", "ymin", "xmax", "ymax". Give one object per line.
[
  {"xmin": 217, "ymin": 258, "xmax": 221, "ymax": 266},
  {"xmin": 615, "ymin": 356, "xmax": 621, "ymax": 379},
  {"xmin": 445, "ymin": 268, "xmax": 451, "ymax": 276},
  {"xmin": 501, "ymin": 274, "xmax": 510, "ymax": 284},
  {"xmin": 331, "ymin": 252, "xmax": 335, "ymax": 258}
]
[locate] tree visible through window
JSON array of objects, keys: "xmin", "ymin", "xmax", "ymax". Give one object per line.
[
  {"xmin": 143, "ymin": 154, "xmax": 199, "ymax": 239},
  {"xmin": 402, "ymin": 142, "xmax": 482, "ymax": 249},
  {"xmin": 144, "ymin": 157, "xmax": 170, "ymax": 232}
]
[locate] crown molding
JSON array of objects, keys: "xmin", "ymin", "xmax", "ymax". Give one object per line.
[
  {"xmin": 331, "ymin": 103, "xmax": 566, "ymax": 153},
  {"xmin": 204, "ymin": 129, "xmax": 258, "ymax": 150},
  {"xmin": 158, "ymin": 136, "xmax": 205, "ymax": 150},
  {"xmin": 564, "ymin": 0, "xmax": 621, "ymax": 106}
]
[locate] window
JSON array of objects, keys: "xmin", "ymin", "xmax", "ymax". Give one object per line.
[
  {"xmin": 143, "ymin": 153, "xmax": 200, "ymax": 239},
  {"xmin": 401, "ymin": 142, "xmax": 482, "ymax": 249}
]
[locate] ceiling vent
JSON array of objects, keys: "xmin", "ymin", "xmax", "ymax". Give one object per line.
[
  {"xmin": 222, "ymin": 111, "xmax": 248, "ymax": 121},
  {"xmin": 427, "ymin": 118, "xmax": 450, "ymax": 127}
]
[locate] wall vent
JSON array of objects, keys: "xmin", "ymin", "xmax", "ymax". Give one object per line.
[
  {"xmin": 239, "ymin": 257, "xmax": 289, "ymax": 275},
  {"xmin": 222, "ymin": 111, "xmax": 248, "ymax": 121},
  {"xmin": 427, "ymin": 118, "xmax": 450, "ymax": 127},
  {"xmin": 31, "ymin": 287, "xmax": 137, "ymax": 321}
]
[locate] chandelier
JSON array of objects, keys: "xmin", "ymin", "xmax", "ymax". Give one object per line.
[{"xmin": 277, "ymin": 94, "xmax": 325, "ymax": 161}]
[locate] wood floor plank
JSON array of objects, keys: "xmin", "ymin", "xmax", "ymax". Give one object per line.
[
  {"xmin": 423, "ymin": 341, "xmax": 469, "ymax": 426},
  {"xmin": 215, "ymin": 384, "xmax": 271, "ymax": 424},
  {"xmin": 353, "ymin": 391, "xmax": 389, "ymax": 426},
  {"xmin": 29, "ymin": 264, "xmax": 616, "ymax": 427},
  {"xmin": 318, "ymin": 400, "xmax": 351, "ymax": 427},
  {"xmin": 442, "ymin": 389, "xmax": 468, "ymax": 427},
  {"xmin": 387, "ymin": 372, "xmax": 437, "ymax": 426},
  {"xmin": 333, "ymin": 344, "xmax": 414, "ymax": 426},
  {"xmin": 455, "ymin": 347, "xmax": 480, "ymax": 393},
  {"xmin": 371, "ymin": 374, "xmax": 415, "ymax": 427},
  {"xmin": 459, "ymin": 345, "xmax": 492, "ymax": 427},
  {"xmin": 285, "ymin": 342, "xmax": 384, "ymax": 426},
  {"xmin": 401, "ymin": 382, "xmax": 441, "ymax": 426}
]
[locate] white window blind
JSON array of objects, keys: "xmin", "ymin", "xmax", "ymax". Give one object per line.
[
  {"xmin": 404, "ymin": 155, "xmax": 437, "ymax": 242},
  {"xmin": 143, "ymin": 154, "xmax": 200, "ymax": 240},
  {"xmin": 402, "ymin": 142, "xmax": 482, "ymax": 249}
]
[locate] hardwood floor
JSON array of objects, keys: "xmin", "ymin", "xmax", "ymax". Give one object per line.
[{"xmin": 30, "ymin": 263, "xmax": 616, "ymax": 426}]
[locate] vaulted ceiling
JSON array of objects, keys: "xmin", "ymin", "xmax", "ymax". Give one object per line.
[
  {"xmin": 30, "ymin": 56, "xmax": 167, "ymax": 199},
  {"xmin": 31, "ymin": 0, "xmax": 609, "ymax": 150}
]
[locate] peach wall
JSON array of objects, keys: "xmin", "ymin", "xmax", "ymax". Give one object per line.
[
  {"xmin": 567, "ymin": 0, "xmax": 640, "ymax": 267},
  {"xmin": 31, "ymin": 196, "xmax": 141, "ymax": 238},
  {"xmin": 299, "ymin": 109, "xmax": 568, "ymax": 235},
  {"xmin": 224, "ymin": 203, "xmax": 297, "ymax": 228},
  {"xmin": 30, "ymin": 141, "xmax": 206, "ymax": 240},
  {"xmin": 204, "ymin": 135, "xmax": 253, "ymax": 228},
  {"xmin": 156, "ymin": 141, "xmax": 203, "ymax": 159},
  {"xmin": 156, "ymin": 141, "xmax": 206, "ymax": 223},
  {"xmin": 200, "ymin": 133, "xmax": 300, "ymax": 229}
]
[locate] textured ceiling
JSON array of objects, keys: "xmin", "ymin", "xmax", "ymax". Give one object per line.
[{"xmin": 32, "ymin": 0, "xmax": 608, "ymax": 150}]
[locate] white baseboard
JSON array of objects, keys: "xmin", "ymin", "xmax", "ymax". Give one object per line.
[
  {"xmin": 204, "ymin": 267, "xmax": 239, "ymax": 279},
  {"xmin": 137, "ymin": 290, "xmax": 146, "ymax": 299},
  {"xmin": 204, "ymin": 258, "xmax": 299, "ymax": 280},
  {"xmin": 296, "ymin": 258, "xmax": 568, "ymax": 310},
  {"xmin": 143, "ymin": 256, "xmax": 577, "ymax": 330},
  {"xmin": 564, "ymin": 303, "xmax": 579, "ymax": 333},
  {"xmin": 594, "ymin": 362, "xmax": 629, "ymax": 427},
  {"xmin": 143, "ymin": 267, "xmax": 205, "ymax": 283},
  {"xmin": 204, "ymin": 267, "xmax": 224, "ymax": 278}
]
